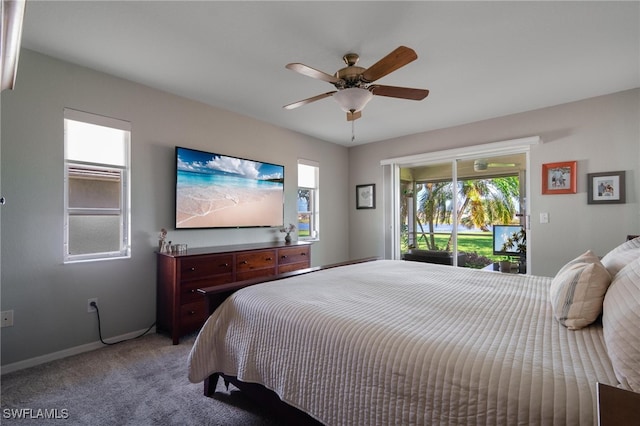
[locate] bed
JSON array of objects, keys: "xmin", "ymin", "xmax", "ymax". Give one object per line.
[{"xmin": 188, "ymin": 239, "xmax": 640, "ymax": 425}]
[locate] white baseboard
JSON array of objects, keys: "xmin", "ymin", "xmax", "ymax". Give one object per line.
[{"xmin": 0, "ymin": 327, "xmax": 157, "ymax": 375}]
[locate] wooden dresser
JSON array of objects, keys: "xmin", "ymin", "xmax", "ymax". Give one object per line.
[{"xmin": 156, "ymin": 241, "xmax": 312, "ymax": 344}]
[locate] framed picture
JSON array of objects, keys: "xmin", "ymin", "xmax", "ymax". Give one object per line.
[
  {"xmin": 356, "ymin": 184, "xmax": 375, "ymax": 209},
  {"xmin": 542, "ymin": 161, "xmax": 577, "ymax": 194},
  {"xmin": 587, "ymin": 171, "xmax": 626, "ymax": 204}
]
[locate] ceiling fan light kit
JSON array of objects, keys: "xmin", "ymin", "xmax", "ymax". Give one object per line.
[
  {"xmin": 284, "ymin": 46, "xmax": 429, "ymax": 122},
  {"xmin": 333, "ymin": 88, "xmax": 373, "ymax": 114}
]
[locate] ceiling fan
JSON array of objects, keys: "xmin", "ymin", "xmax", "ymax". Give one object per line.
[
  {"xmin": 283, "ymin": 46, "xmax": 429, "ymax": 121},
  {"xmin": 473, "ymin": 159, "xmax": 518, "ymax": 172}
]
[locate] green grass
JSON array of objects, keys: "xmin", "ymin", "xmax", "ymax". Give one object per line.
[
  {"xmin": 403, "ymin": 232, "xmax": 505, "ymax": 263},
  {"xmin": 297, "ymin": 216, "xmax": 310, "ymax": 237}
]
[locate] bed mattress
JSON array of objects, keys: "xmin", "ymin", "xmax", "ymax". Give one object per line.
[{"xmin": 188, "ymin": 260, "xmax": 618, "ymax": 425}]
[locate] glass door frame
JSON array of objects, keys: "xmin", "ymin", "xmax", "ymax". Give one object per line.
[{"xmin": 381, "ymin": 136, "xmax": 540, "ymax": 268}]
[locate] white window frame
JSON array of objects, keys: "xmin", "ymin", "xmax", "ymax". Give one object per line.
[
  {"xmin": 298, "ymin": 159, "xmax": 319, "ymax": 241},
  {"xmin": 63, "ymin": 108, "xmax": 131, "ymax": 263}
]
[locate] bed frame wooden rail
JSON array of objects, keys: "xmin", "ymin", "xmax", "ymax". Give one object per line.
[{"xmin": 206, "ymin": 373, "xmax": 323, "ymax": 425}]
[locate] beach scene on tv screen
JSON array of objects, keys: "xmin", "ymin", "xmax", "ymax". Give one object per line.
[{"xmin": 176, "ymin": 148, "xmax": 284, "ymax": 228}]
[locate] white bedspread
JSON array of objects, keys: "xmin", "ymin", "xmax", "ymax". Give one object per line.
[{"xmin": 188, "ymin": 260, "xmax": 618, "ymax": 425}]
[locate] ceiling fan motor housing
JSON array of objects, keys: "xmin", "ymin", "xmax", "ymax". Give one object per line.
[
  {"xmin": 474, "ymin": 160, "xmax": 488, "ymax": 171},
  {"xmin": 335, "ymin": 67, "xmax": 367, "ymax": 89}
]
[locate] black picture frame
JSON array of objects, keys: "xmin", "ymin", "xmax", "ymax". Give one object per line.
[
  {"xmin": 587, "ymin": 171, "xmax": 626, "ymax": 204},
  {"xmin": 356, "ymin": 184, "xmax": 375, "ymax": 209}
]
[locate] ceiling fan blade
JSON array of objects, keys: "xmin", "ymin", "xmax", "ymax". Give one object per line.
[
  {"xmin": 361, "ymin": 46, "xmax": 418, "ymax": 83},
  {"xmin": 346, "ymin": 110, "xmax": 362, "ymax": 121},
  {"xmin": 285, "ymin": 63, "xmax": 340, "ymax": 84},
  {"xmin": 283, "ymin": 91, "xmax": 337, "ymax": 110},
  {"xmin": 369, "ymin": 85, "xmax": 429, "ymax": 100}
]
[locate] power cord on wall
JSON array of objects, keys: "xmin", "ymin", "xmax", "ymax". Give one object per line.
[{"xmin": 90, "ymin": 301, "xmax": 156, "ymax": 346}]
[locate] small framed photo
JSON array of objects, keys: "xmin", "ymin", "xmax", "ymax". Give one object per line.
[
  {"xmin": 587, "ymin": 171, "xmax": 626, "ymax": 204},
  {"xmin": 542, "ymin": 161, "xmax": 577, "ymax": 194},
  {"xmin": 356, "ymin": 184, "xmax": 376, "ymax": 209}
]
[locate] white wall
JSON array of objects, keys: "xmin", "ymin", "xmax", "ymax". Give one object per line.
[
  {"xmin": 349, "ymin": 89, "xmax": 640, "ymax": 276},
  {"xmin": 0, "ymin": 50, "xmax": 350, "ymax": 366}
]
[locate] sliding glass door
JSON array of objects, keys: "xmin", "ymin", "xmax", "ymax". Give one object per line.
[
  {"xmin": 401, "ymin": 161, "xmax": 460, "ymax": 265},
  {"xmin": 391, "ymin": 150, "xmax": 530, "ymax": 271}
]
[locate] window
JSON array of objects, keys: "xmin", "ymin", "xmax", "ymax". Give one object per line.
[
  {"xmin": 298, "ymin": 160, "xmax": 319, "ymax": 240},
  {"xmin": 63, "ymin": 109, "xmax": 131, "ymax": 263}
]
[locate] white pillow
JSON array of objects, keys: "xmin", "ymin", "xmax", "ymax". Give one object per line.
[
  {"xmin": 602, "ymin": 257, "xmax": 640, "ymax": 392},
  {"xmin": 601, "ymin": 237, "xmax": 640, "ymax": 277},
  {"xmin": 549, "ymin": 250, "xmax": 611, "ymax": 330}
]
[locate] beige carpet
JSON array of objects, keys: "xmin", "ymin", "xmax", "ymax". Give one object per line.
[{"xmin": 0, "ymin": 333, "xmax": 281, "ymax": 425}]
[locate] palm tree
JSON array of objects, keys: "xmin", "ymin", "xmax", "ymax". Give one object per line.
[
  {"xmin": 459, "ymin": 177, "xmax": 519, "ymax": 230},
  {"xmin": 414, "ymin": 176, "xmax": 520, "ymax": 251},
  {"xmin": 415, "ymin": 181, "xmax": 453, "ymax": 250}
]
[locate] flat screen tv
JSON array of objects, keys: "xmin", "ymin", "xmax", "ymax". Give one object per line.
[
  {"xmin": 175, "ymin": 146, "xmax": 284, "ymax": 229},
  {"xmin": 492, "ymin": 225, "xmax": 524, "ymax": 256}
]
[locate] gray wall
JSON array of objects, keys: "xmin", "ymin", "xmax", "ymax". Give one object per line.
[
  {"xmin": 349, "ymin": 89, "xmax": 640, "ymax": 276},
  {"xmin": 2, "ymin": 49, "xmax": 638, "ymax": 368},
  {"xmin": 1, "ymin": 50, "xmax": 349, "ymax": 366}
]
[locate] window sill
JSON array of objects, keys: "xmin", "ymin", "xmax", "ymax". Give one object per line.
[
  {"xmin": 299, "ymin": 237, "xmax": 320, "ymax": 242},
  {"xmin": 64, "ymin": 254, "xmax": 131, "ymax": 264}
]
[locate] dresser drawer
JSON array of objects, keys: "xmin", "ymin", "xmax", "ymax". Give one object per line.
[
  {"xmin": 236, "ymin": 267, "xmax": 276, "ymax": 282},
  {"xmin": 180, "ymin": 275, "xmax": 234, "ymax": 304},
  {"xmin": 278, "ymin": 245, "xmax": 310, "ymax": 265},
  {"xmin": 180, "ymin": 254, "xmax": 233, "ymax": 279},
  {"xmin": 237, "ymin": 250, "xmax": 276, "ymax": 271},
  {"xmin": 180, "ymin": 299, "xmax": 208, "ymax": 331},
  {"xmin": 278, "ymin": 262, "xmax": 309, "ymax": 274}
]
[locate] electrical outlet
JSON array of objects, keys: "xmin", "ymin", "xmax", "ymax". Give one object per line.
[
  {"xmin": 1, "ymin": 310, "xmax": 14, "ymax": 327},
  {"xmin": 87, "ymin": 298, "xmax": 98, "ymax": 313}
]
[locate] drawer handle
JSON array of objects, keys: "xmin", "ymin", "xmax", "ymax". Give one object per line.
[
  {"xmin": 220, "ymin": 263, "xmax": 229, "ymax": 267},
  {"xmin": 281, "ymin": 255, "xmax": 287, "ymax": 259},
  {"xmin": 266, "ymin": 257, "xmax": 273, "ymax": 261},
  {"xmin": 190, "ymin": 267, "xmax": 196, "ymax": 271},
  {"xmin": 188, "ymin": 310, "xmax": 196, "ymax": 315},
  {"xmin": 241, "ymin": 260, "xmax": 248, "ymax": 264},
  {"xmin": 190, "ymin": 289, "xmax": 196, "ymax": 293},
  {"xmin": 301, "ymin": 252, "xmax": 307, "ymax": 256}
]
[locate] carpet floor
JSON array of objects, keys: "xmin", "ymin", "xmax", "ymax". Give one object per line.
[{"xmin": 1, "ymin": 333, "xmax": 282, "ymax": 425}]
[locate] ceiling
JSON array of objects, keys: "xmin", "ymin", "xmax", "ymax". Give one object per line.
[{"xmin": 19, "ymin": 1, "xmax": 639, "ymax": 146}]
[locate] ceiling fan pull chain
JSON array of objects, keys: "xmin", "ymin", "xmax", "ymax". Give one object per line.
[{"xmin": 351, "ymin": 119, "xmax": 355, "ymax": 142}]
